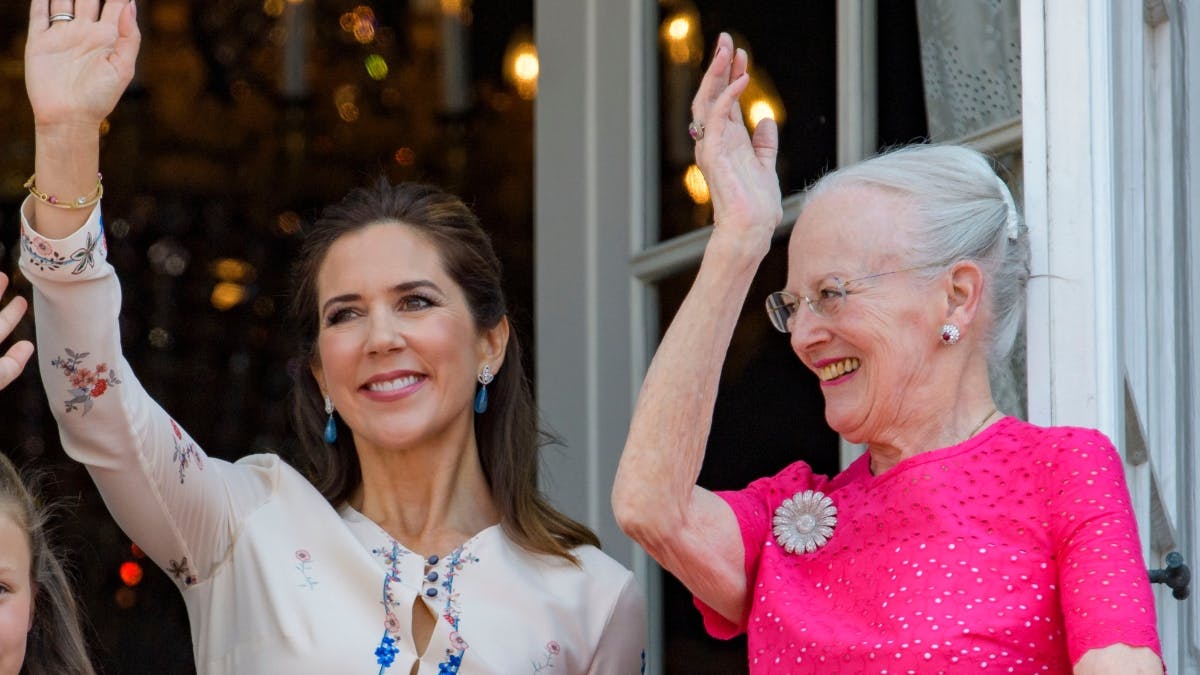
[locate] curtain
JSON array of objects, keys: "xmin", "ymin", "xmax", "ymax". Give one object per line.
[{"xmin": 916, "ymin": 0, "xmax": 1022, "ymax": 141}]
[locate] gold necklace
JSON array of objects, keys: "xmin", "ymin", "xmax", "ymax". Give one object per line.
[
  {"xmin": 868, "ymin": 407, "xmax": 1001, "ymax": 475},
  {"xmin": 965, "ymin": 407, "xmax": 1000, "ymax": 441}
]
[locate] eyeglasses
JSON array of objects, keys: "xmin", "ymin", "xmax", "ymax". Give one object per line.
[{"xmin": 764, "ymin": 264, "xmax": 939, "ymax": 333}]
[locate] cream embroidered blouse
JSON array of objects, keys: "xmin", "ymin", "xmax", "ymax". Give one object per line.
[{"xmin": 19, "ymin": 201, "xmax": 647, "ymax": 675}]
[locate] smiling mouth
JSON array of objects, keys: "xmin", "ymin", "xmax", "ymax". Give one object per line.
[
  {"xmin": 364, "ymin": 374, "xmax": 423, "ymax": 392},
  {"xmin": 817, "ymin": 357, "xmax": 860, "ymax": 382}
]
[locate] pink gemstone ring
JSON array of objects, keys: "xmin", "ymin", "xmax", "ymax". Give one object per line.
[{"xmin": 688, "ymin": 120, "xmax": 705, "ymax": 142}]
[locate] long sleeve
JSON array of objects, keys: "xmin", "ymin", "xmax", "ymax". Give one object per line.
[
  {"xmin": 19, "ymin": 199, "xmax": 276, "ymax": 589},
  {"xmin": 587, "ymin": 572, "xmax": 648, "ymax": 674}
]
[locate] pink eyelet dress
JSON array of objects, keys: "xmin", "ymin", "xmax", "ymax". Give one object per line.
[{"xmin": 694, "ymin": 417, "xmax": 1162, "ymax": 674}]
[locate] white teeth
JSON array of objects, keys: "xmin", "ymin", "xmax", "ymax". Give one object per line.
[
  {"xmin": 366, "ymin": 375, "xmax": 421, "ymax": 392},
  {"xmin": 818, "ymin": 357, "xmax": 860, "ymax": 381}
]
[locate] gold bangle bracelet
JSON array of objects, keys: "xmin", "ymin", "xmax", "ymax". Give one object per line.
[{"xmin": 24, "ymin": 173, "xmax": 104, "ymax": 209}]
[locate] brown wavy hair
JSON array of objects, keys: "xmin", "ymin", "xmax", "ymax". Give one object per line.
[
  {"xmin": 0, "ymin": 453, "xmax": 95, "ymax": 675},
  {"xmin": 288, "ymin": 179, "xmax": 599, "ymax": 561}
]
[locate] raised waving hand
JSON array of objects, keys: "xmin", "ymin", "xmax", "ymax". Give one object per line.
[
  {"xmin": 613, "ymin": 34, "xmax": 784, "ymax": 625},
  {"xmin": 26, "ymin": 0, "xmax": 140, "ymax": 129},
  {"xmin": 25, "ymin": 0, "xmax": 140, "ymax": 239},
  {"xmin": 691, "ymin": 32, "xmax": 783, "ymax": 254}
]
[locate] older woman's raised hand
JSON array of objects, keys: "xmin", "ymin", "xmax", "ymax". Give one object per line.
[
  {"xmin": 691, "ymin": 33, "xmax": 783, "ymax": 257},
  {"xmin": 26, "ymin": 0, "xmax": 140, "ymax": 129},
  {"xmin": 0, "ymin": 273, "xmax": 34, "ymax": 391}
]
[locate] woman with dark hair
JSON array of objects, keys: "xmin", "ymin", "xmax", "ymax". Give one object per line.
[
  {"xmin": 0, "ymin": 273, "xmax": 93, "ymax": 675},
  {"xmin": 19, "ymin": 1, "xmax": 645, "ymax": 673}
]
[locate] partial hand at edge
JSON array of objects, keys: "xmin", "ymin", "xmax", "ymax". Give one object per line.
[{"xmin": 0, "ymin": 274, "xmax": 34, "ymax": 391}]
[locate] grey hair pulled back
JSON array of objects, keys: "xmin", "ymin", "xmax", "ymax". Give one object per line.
[{"xmin": 806, "ymin": 144, "xmax": 1030, "ymax": 369}]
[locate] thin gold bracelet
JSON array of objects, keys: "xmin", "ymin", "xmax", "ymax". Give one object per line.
[{"xmin": 24, "ymin": 173, "xmax": 104, "ymax": 209}]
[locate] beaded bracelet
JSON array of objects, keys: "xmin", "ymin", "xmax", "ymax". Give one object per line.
[{"xmin": 23, "ymin": 173, "xmax": 104, "ymax": 209}]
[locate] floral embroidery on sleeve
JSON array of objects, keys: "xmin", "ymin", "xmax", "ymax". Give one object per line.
[
  {"xmin": 169, "ymin": 419, "xmax": 203, "ymax": 483},
  {"xmin": 532, "ymin": 641, "xmax": 561, "ymax": 672},
  {"xmin": 52, "ymin": 349, "xmax": 120, "ymax": 415},
  {"xmin": 294, "ymin": 549, "xmax": 318, "ymax": 590},
  {"xmin": 167, "ymin": 557, "xmax": 198, "ymax": 587},
  {"xmin": 22, "ymin": 224, "xmax": 107, "ymax": 275}
]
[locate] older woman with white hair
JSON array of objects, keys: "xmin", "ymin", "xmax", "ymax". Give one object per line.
[{"xmin": 613, "ymin": 33, "xmax": 1162, "ymax": 674}]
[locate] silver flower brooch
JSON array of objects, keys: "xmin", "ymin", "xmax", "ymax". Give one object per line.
[{"xmin": 772, "ymin": 490, "xmax": 837, "ymax": 554}]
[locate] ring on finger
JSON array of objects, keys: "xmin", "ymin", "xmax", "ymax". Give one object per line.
[
  {"xmin": 688, "ymin": 120, "xmax": 705, "ymax": 142},
  {"xmin": 49, "ymin": 12, "xmax": 75, "ymax": 23}
]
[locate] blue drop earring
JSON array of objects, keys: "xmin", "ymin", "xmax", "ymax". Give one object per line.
[
  {"xmin": 474, "ymin": 364, "xmax": 493, "ymax": 414},
  {"xmin": 323, "ymin": 395, "xmax": 338, "ymax": 443}
]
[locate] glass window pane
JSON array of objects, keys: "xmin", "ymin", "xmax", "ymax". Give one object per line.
[{"xmin": 653, "ymin": 239, "xmax": 840, "ymax": 673}]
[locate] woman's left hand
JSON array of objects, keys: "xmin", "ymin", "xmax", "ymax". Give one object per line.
[{"xmin": 0, "ymin": 273, "xmax": 34, "ymax": 391}]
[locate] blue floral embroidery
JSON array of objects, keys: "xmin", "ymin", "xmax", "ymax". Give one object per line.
[
  {"xmin": 372, "ymin": 540, "xmax": 411, "ymax": 673},
  {"xmin": 375, "ymin": 635, "xmax": 399, "ymax": 668},
  {"xmin": 434, "ymin": 546, "xmax": 479, "ymax": 674},
  {"xmin": 22, "ymin": 222, "xmax": 106, "ymax": 275},
  {"xmin": 532, "ymin": 641, "xmax": 561, "ymax": 672},
  {"xmin": 169, "ymin": 419, "xmax": 203, "ymax": 483},
  {"xmin": 294, "ymin": 550, "xmax": 317, "ymax": 590},
  {"xmin": 51, "ymin": 348, "xmax": 120, "ymax": 415}
]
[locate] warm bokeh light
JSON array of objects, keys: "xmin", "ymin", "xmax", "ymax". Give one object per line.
[
  {"xmin": 667, "ymin": 17, "xmax": 690, "ymax": 41},
  {"xmin": 504, "ymin": 34, "xmax": 538, "ymax": 100},
  {"xmin": 211, "ymin": 283, "xmax": 248, "ymax": 311},
  {"xmin": 748, "ymin": 100, "xmax": 776, "ymax": 127},
  {"xmin": 394, "ymin": 147, "xmax": 416, "ymax": 166},
  {"xmin": 683, "ymin": 163, "xmax": 710, "ymax": 204},
  {"xmin": 740, "ymin": 65, "xmax": 786, "ymax": 131},
  {"xmin": 262, "ymin": 0, "xmax": 285, "ymax": 17},
  {"xmin": 660, "ymin": 10, "xmax": 702, "ymax": 65},
  {"xmin": 276, "ymin": 211, "xmax": 301, "ymax": 235},
  {"xmin": 341, "ymin": 6, "xmax": 376, "ymax": 44},
  {"xmin": 440, "ymin": 0, "xmax": 463, "ymax": 15},
  {"xmin": 119, "ymin": 561, "xmax": 144, "ymax": 587},
  {"xmin": 114, "ymin": 586, "xmax": 137, "ymax": 610},
  {"xmin": 335, "ymin": 84, "xmax": 361, "ymax": 122},
  {"xmin": 211, "ymin": 258, "xmax": 256, "ymax": 283},
  {"xmin": 514, "ymin": 53, "xmax": 539, "ymax": 83},
  {"xmin": 365, "ymin": 54, "xmax": 389, "ymax": 80}
]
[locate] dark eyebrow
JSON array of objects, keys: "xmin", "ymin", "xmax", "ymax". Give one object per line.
[{"xmin": 320, "ymin": 280, "xmax": 445, "ymax": 316}]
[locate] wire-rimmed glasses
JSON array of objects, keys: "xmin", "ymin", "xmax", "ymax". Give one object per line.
[{"xmin": 764, "ymin": 265, "xmax": 939, "ymax": 333}]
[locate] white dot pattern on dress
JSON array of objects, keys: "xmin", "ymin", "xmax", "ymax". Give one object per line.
[{"xmin": 694, "ymin": 419, "xmax": 1161, "ymax": 673}]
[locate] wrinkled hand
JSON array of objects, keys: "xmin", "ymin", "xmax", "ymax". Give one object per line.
[
  {"xmin": 25, "ymin": 0, "xmax": 140, "ymax": 129},
  {"xmin": 0, "ymin": 274, "xmax": 34, "ymax": 391},
  {"xmin": 691, "ymin": 33, "xmax": 783, "ymax": 254}
]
